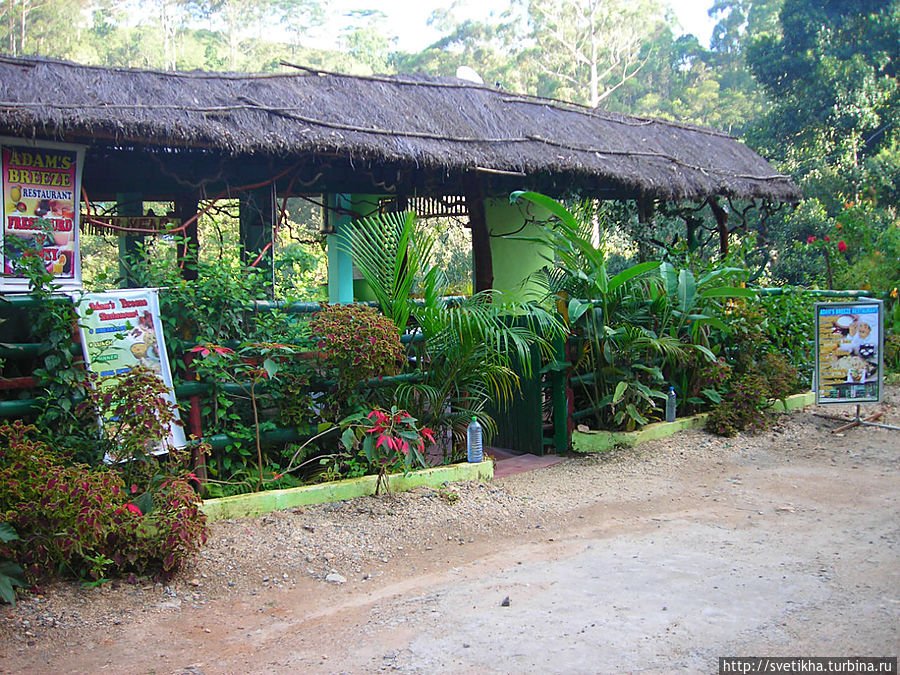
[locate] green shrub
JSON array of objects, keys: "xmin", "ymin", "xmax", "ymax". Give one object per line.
[
  {"xmin": 310, "ymin": 304, "xmax": 404, "ymax": 408},
  {"xmin": 706, "ymin": 352, "xmax": 799, "ymax": 437},
  {"xmin": 0, "ymin": 421, "xmax": 206, "ymax": 585}
]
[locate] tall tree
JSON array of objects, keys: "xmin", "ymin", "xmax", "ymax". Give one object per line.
[
  {"xmin": 0, "ymin": 0, "xmax": 90, "ymax": 57},
  {"xmin": 746, "ymin": 0, "xmax": 900, "ymax": 198},
  {"xmin": 508, "ymin": 0, "xmax": 666, "ymax": 107}
]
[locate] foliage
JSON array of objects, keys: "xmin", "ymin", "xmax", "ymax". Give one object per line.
[
  {"xmin": 78, "ymin": 365, "xmax": 181, "ymax": 484},
  {"xmin": 511, "ymin": 191, "xmax": 753, "ymax": 430},
  {"xmin": 189, "ymin": 341, "xmax": 307, "ymax": 491},
  {"xmin": 1, "ymin": 232, "xmax": 100, "ymax": 461},
  {"xmin": 0, "ymin": 523, "xmax": 26, "ymax": 605},
  {"xmin": 334, "ymin": 407, "xmax": 432, "ymax": 494},
  {"xmin": 706, "ymin": 353, "xmax": 799, "ymax": 436},
  {"xmin": 309, "ymin": 304, "xmax": 404, "ymax": 408},
  {"xmin": 131, "ymin": 250, "xmax": 271, "ymax": 355},
  {"xmin": 337, "ymin": 211, "xmax": 431, "ymax": 334},
  {"xmin": 756, "ymin": 290, "xmax": 817, "ymax": 384},
  {"xmin": 706, "ymin": 297, "xmax": 803, "ymax": 436},
  {"xmin": 745, "ymin": 1, "xmax": 900, "ymax": 289},
  {"xmin": 342, "ymin": 208, "xmax": 563, "ymax": 458},
  {"xmin": 0, "ymin": 421, "xmax": 206, "ymax": 583}
]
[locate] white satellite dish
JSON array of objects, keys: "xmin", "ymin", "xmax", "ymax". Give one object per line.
[{"xmin": 456, "ymin": 66, "xmax": 484, "ymax": 84}]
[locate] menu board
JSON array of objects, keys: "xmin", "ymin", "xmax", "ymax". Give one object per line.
[
  {"xmin": 1, "ymin": 138, "xmax": 85, "ymax": 291},
  {"xmin": 814, "ymin": 300, "xmax": 883, "ymax": 404},
  {"xmin": 76, "ymin": 288, "xmax": 186, "ymax": 454}
]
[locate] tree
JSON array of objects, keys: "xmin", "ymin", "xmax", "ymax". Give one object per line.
[
  {"xmin": 507, "ymin": 0, "xmax": 667, "ymax": 107},
  {"xmin": 744, "ymin": 0, "xmax": 900, "ymax": 286},
  {"xmin": 746, "ymin": 0, "xmax": 900, "ymax": 186},
  {"xmin": 0, "ymin": 0, "xmax": 90, "ymax": 57}
]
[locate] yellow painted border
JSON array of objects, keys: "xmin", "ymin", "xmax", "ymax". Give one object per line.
[
  {"xmin": 201, "ymin": 460, "xmax": 494, "ymax": 521},
  {"xmin": 572, "ymin": 391, "xmax": 815, "ymax": 454}
]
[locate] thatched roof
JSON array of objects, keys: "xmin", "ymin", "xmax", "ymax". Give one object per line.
[{"xmin": 0, "ymin": 55, "xmax": 799, "ymax": 202}]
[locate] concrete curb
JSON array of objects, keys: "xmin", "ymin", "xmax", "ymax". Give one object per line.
[
  {"xmin": 572, "ymin": 391, "xmax": 816, "ymax": 454},
  {"xmin": 201, "ymin": 460, "xmax": 494, "ymax": 521}
]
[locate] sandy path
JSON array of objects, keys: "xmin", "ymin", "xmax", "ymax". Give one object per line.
[{"xmin": 1, "ymin": 395, "xmax": 898, "ymax": 674}]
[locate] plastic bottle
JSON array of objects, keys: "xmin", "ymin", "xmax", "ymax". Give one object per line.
[
  {"xmin": 466, "ymin": 416, "xmax": 483, "ymax": 463},
  {"xmin": 665, "ymin": 386, "xmax": 677, "ymax": 423}
]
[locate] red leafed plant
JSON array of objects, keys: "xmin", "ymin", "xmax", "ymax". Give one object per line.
[
  {"xmin": 309, "ymin": 304, "xmax": 404, "ymax": 408},
  {"xmin": 339, "ymin": 406, "xmax": 433, "ymax": 494},
  {"xmin": 0, "ymin": 421, "xmax": 206, "ymax": 587}
]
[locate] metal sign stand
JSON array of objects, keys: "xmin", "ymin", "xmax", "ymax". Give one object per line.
[
  {"xmin": 813, "ymin": 404, "xmax": 900, "ymax": 434},
  {"xmin": 812, "ymin": 299, "xmax": 898, "ymax": 434}
]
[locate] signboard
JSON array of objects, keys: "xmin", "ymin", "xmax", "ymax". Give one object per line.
[
  {"xmin": 83, "ymin": 215, "xmax": 181, "ymax": 235},
  {"xmin": 76, "ymin": 288, "xmax": 186, "ymax": 454},
  {"xmin": 814, "ymin": 300, "xmax": 883, "ymax": 404},
  {"xmin": 1, "ymin": 138, "xmax": 85, "ymax": 291}
]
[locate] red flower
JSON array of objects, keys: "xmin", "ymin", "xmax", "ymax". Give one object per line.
[
  {"xmin": 421, "ymin": 427, "xmax": 435, "ymax": 444},
  {"xmin": 130, "ymin": 484, "xmax": 139, "ymax": 494},
  {"xmin": 807, "ymin": 236, "xmax": 817, "ymax": 243},
  {"xmin": 838, "ymin": 240, "xmax": 848, "ymax": 252},
  {"xmin": 367, "ymin": 409, "xmax": 388, "ymax": 425},
  {"xmin": 823, "ymin": 235, "xmax": 830, "ymax": 242},
  {"xmin": 124, "ymin": 503, "xmax": 142, "ymax": 517},
  {"xmin": 189, "ymin": 344, "xmax": 234, "ymax": 357}
]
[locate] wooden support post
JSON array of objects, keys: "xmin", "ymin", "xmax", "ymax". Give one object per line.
[
  {"xmin": 182, "ymin": 351, "xmax": 207, "ymax": 483},
  {"xmin": 551, "ymin": 333, "xmax": 570, "ymax": 454},
  {"xmin": 707, "ymin": 196, "xmax": 729, "ymax": 257},
  {"xmin": 116, "ymin": 192, "xmax": 143, "ymax": 288},
  {"xmin": 174, "ymin": 193, "xmax": 200, "ymax": 282},
  {"xmin": 464, "ymin": 175, "xmax": 493, "ymax": 293},
  {"xmin": 239, "ymin": 184, "xmax": 275, "ymax": 291}
]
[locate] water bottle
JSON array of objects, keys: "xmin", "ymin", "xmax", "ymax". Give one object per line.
[
  {"xmin": 665, "ymin": 386, "xmax": 677, "ymax": 423},
  {"xmin": 466, "ymin": 416, "xmax": 483, "ymax": 463}
]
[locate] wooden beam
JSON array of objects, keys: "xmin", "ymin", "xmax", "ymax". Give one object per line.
[
  {"xmin": 464, "ymin": 175, "xmax": 493, "ymax": 293},
  {"xmin": 707, "ymin": 196, "xmax": 729, "ymax": 257},
  {"xmin": 174, "ymin": 193, "xmax": 199, "ymax": 282},
  {"xmin": 116, "ymin": 192, "xmax": 143, "ymax": 288}
]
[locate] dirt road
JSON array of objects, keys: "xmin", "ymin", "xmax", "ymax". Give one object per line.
[{"xmin": 2, "ymin": 395, "xmax": 898, "ymax": 674}]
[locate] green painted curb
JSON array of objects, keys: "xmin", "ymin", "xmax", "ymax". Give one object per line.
[
  {"xmin": 767, "ymin": 390, "xmax": 816, "ymax": 412},
  {"xmin": 200, "ymin": 460, "xmax": 494, "ymax": 521},
  {"xmin": 572, "ymin": 391, "xmax": 815, "ymax": 454}
]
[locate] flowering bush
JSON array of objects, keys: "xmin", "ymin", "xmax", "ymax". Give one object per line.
[
  {"xmin": 309, "ymin": 304, "xmax": 404, "ymax": 408},
  {"xmin": 337, "ymin": 406, "xmax": 432, "ymax": 493},
  {"xmin": 0, "ymin": 421, "xmax": 206, "ymax": 585}
]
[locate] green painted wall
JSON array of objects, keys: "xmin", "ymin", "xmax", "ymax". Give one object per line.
[
  {"xmin": 485, "ymin": 198, "xmax": 553, "ymax": 298},
  {"xmin": 326, "ymin": 193, "xmax": 354, "ymax": 304},
  {"xmin": 326, "ymin": 194, "xmax": 384, "ymax": 303}
]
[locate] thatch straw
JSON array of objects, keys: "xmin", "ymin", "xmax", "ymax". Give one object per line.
[{"xmin": 0, "ymin": 55, "xmax": 799, "ymax": 202}]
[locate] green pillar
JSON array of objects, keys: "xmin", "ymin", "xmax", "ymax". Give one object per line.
[
  {"xmin": 117, "ymin": 193, "xmax": 143, "ymax": 288},
  {"xmin": 485, "ymin": 198, "xmax": 553, "ymax": 297},
  {"xmin": 326, "ymin": 194, "xmax": 354, "ymax": 304}
]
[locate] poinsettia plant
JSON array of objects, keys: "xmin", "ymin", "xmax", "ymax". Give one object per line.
[{"xmin": 339, "ymin": 406, "xmax": 433, "ymax": 494}]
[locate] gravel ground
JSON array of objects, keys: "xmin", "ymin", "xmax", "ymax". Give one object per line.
[{"xmin": 1, "ymin": 387, "xmax": 897, "ymax": 673}]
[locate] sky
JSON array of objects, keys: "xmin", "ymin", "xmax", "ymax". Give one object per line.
[{"xmin": 317, "ymin": 0, "xmax": 718, "ymax": 52}]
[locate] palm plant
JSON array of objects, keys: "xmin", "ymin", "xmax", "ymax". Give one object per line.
[
  {"xmin": 510, "ymin": 191, "xmax": 753, "ymax": 429},
  {"xmin": 339, "ymin": 210, "xmax": 563, "ymax": 457}
]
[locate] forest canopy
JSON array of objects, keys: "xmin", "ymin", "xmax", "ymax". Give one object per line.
[{"xmin": 2, "ymin": 0, "xmax": 898, "ymax": 291}]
